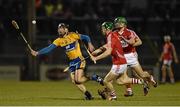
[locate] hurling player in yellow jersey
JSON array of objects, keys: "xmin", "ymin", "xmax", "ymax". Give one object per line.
[{"xmin": 31, "ymin": 23, "xmax": 95, "ymax": 100}]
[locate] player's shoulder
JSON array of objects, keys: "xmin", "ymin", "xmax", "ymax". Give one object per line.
[
  {"xmin": 107, "ymin": 31, "xmax": 117, "ymax": 38},
  {"xmin": 127, "ymin": 28, "xmax": 136, "ymax": 33},
  {"xmin": 54, "ymin": 37, "xmax": 61, "ymax": 41},
  {"xmin": 169, "ymin": 42, "xmax": 175, "ymax": 47},
  {"xmin": 122, "ymin": 28, "xmax": 131, "ymax": 35},
  {"xmin": 68, "ymin": 32, "xmax": 79, "ymax": 36}
]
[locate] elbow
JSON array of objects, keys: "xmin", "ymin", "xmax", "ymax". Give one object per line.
[
  {"xmin": 107, "ymin": 49, "xmax": 112, "ymax": 55},
  {"xmin": 133, "ymin": 40, "xmax": 142, "ymax": 47},
  {"xmin": 139, "ymin": 40, "xmax": 142, "ymax": 45},
  {"xmin": 81, "ymin": 34, "xmax": 91, "ymax": 43}
]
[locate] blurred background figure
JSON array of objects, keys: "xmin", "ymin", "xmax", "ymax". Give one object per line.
[{"xmin": 159, "ymin": 35, "xmax": 179, "ymax": 84}]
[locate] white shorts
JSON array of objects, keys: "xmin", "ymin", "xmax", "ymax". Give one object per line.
[
  {"xmin": 124, "ymin": 52, "xmax": 139, "ymax": 67},
  {"xmin": 110, "ymin": 64, "xmax": 127, "ymax": 75},
  {"xmin": 163, "ymin": 60, "xmax": 172, "ymax": 66}
]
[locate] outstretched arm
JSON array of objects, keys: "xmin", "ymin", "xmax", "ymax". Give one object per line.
[
  {"xmin": 93, "ymin": 44, "xmax": 111, "ymax": 61},
  {"xmin": 80, "ymin": 34, "xmax": 95, "ymax": 52},
  {"xmin": 91, "ymin": 34, "xmax": 113, "ymax": 62},
  {"xmin": 31, "ymin": 44, "xmax": 57, "ymax": 56},
  {"xmin": 92, "ymin": 44, "xmax": 107, "ymax": 56}
]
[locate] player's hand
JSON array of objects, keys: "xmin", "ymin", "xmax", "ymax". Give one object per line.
[
  {"xmin": 88, "ymin": 43, "xmax": 95, "ymax": 52},
  {"xmin": 90, "ymin": 55, "xmax": 97, "ymax": 64},
  {"xmin": 31, "ymin": 49, "xmax": 38, "ymax": 56},
  {"xmin": 121, "ymin": 36, "xmax": 135, "ymax": 45}
]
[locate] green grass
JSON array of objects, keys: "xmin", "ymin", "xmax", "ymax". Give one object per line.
[{"xmin": 0, "ymin": 80, "xmax": 180, "ymax": 106}]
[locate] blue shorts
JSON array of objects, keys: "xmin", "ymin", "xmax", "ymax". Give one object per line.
[{"xmin": 69, "ymin": 57, "xmax": 86, "ymax": 72}]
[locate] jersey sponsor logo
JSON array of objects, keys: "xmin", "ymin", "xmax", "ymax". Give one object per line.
[{"xmin": 63, "ymin": 42, "xmax": 76, "ymax": 52}]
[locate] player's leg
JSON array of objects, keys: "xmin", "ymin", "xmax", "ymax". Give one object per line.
[
  {"xmin": 168, "ymin": 66, "xmax": 175, "ymax": 83},
  {"xmin": 116, "ymin": 68, "xmax": 149, "ymax": 96},
  {"xmin": 123, "ymin": 70, "xmax": 133, "ymax": 97},
  {"xmin": 167, "ymin": 61, "xmax": 175, "ymax": 83},
  {"xmin": 103, "ymin": 70, "xmax": 118, "ymax": 100},
  {"xmin": 70, "ymin": 73, "xmax": 93, "ymax": 100},
  {"xmin": 131, "ymin": 63, "xmax": 157, "ymax": 87},
  {"xmin": 124, "ymin": 84, "xmax": 133, "ymax": 97},
  {"xmin": 123, "ymin": 52, "xmax": 143, "ymax": 96},
  {"xmin": 74, "ymin": 69, "xmax": 89, "ymax": 83},
  {"xmin": 74, "ymin": 60, "xmax": 90, "ymax": 84},
  {"xmin": 103, "ymin": 64, "xmax": 129, "ymax": 100},
  {"xmin": 161, "ymin": 61, "xmax": 167, "ymax": 84},
  {"xmin": 116, "ymin": 70, "xmax": 143, "ymax": 85}
]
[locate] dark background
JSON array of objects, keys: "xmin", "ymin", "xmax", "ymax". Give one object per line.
[{"xmin": 0, "ymin": 0, "xmax": 179, "ymax": 81}]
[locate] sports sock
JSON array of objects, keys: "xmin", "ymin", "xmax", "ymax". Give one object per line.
[{"xmin": 132, "ymin": 78, "xmax": 142, "ymax": 84}]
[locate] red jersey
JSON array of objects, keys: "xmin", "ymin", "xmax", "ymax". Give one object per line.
[
  {"xmin": 162, "ymin": 42, "xmax": 174, "ymax": 60},
  {"xmin": 106, "ymin": 31, "xmax": 127, "ymax": 65},
  {"xmin": 118, "ymin": 28, "xmax": 139, "ymax": 53}
]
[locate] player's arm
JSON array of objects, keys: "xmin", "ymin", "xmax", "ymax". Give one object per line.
[
  {"xmin": 172, "ymin": 44, "xmax": 179, "ymax": 63},
  {"xmin": 133, "ymin": 36, "xmax": 142, "ymax": 47},
  {"xmin": 92, "ymin": 44, "xmax": 107, "ymax": 56},
  {"xmin": 80, "ymin": 34, "xmax": 95, "ymax": 52},
  {"xmin": 92, "ymin": 35, "xmax": 112, "ymax": 62},
  {"xmin": 31, "ymin": 38, "xmax": 61, "ymax": 56},
  {"xmin": 121, "ymin": 36, "xmax": 135, "ymax": 45},
  {"xmin": 31, "ymin": 44, "xmax": 57, "ymax": 56},
  {"xmin": 93, "ymin": 44, "xmax": 111, "ymax": 61}
]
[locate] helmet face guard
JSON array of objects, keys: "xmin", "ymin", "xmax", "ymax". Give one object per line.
[
  {"xmin": 58, "ymin": 23, "xmax": 69, "ymax": 36},
  {"xmin": 114, "ymin": 17, "xmax": 127, "ymax": 28},
  {"xmin": 58, "ymin": 23, "xmax": 69, "ymax": 29},
  {"xmin": 114, "ymin": 17, "xmax": 127, "ymax": 24},
  {"xmin": 101, "ymin": 22, "xmax": 114, "ymax": 30}
]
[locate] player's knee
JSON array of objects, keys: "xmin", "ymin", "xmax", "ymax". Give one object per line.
[
  {"xmin": 116, "ymin": 80, "xmax": 123, "ymax": 85},
  {"xmin": 103, "ymin": 79, "xmax": 109, "ymax": 85},
  {"xmin": 116, "ymin": 78, "xmax": 126, "ymax": 85},
  {"xmin": 138, "ymin": 72, "xmax": 147, "ymax": 78},
  {"xmin": 74, "ymin": 80, "xmax": 82, "ymax": 84},
  {"xmin": 71, "ymin": 79, "xmax": 76, "ymax": 84}
]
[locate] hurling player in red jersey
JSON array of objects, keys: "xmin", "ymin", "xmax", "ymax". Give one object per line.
[
  {"xmin": 114, "ymin": 17, "xmax": 157, "ymax": 96},
  {"xmin": 91, "ymin": 22, "xmax": 147, "ymax": 100},
  {"xmin": 159, "ymin": 35, "xmax": 179, "ymax": 84}
]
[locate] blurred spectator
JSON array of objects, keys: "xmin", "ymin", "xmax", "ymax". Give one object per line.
[
  {"xmin": 44, "ymin": 0, "xmax": 55, "ymax": 17},
  {"xmin": 36, "ymin": 0, "xmax": 46, "ymax": 16},
  {"xmin": 159, "ymin": 35, "xmax": 179, "ymax": 84},
  {"xmin": 63, "ymin": 7, "xmax": 73, "ymax": 19},
  {"xmin": 53, "ymin": 0, "xmax": 64, "ymax": 17}
]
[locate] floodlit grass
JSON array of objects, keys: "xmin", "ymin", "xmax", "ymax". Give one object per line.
[{"xmin": 0, "ymin": 80, "xmax": 180, "ymax": 106}]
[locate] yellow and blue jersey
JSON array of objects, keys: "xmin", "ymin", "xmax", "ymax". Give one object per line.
[
  {"xmin": 53, "ymin": 32, "xmax": 83, "ymax": 60},
  {"xmin": 37, "ymin": 32, "xmax": 92, "ymax": 72},
  {"xmin": 53, "ymin": 32, "xmax": 86, "ymax": 72}
]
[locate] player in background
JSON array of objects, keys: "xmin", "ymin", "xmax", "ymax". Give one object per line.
[
  {"xmin": 114, "ymin": 17, "xmax": 157, "ymax": 96},
  {"xmin": 30, "ymin": 23, "xmax": 95, "ymax": 100},
  {"xmin": 91, "ymin": 22, "xmax": 148, "ymax": 100},
  {"xmin": 159, "ymin": 35, "xmax": 179, "ymax": 84}
]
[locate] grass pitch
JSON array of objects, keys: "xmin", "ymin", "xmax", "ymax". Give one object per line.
[{"xmin": 0, "ymin": 80, "xmax": 180, "ymax": 106}]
